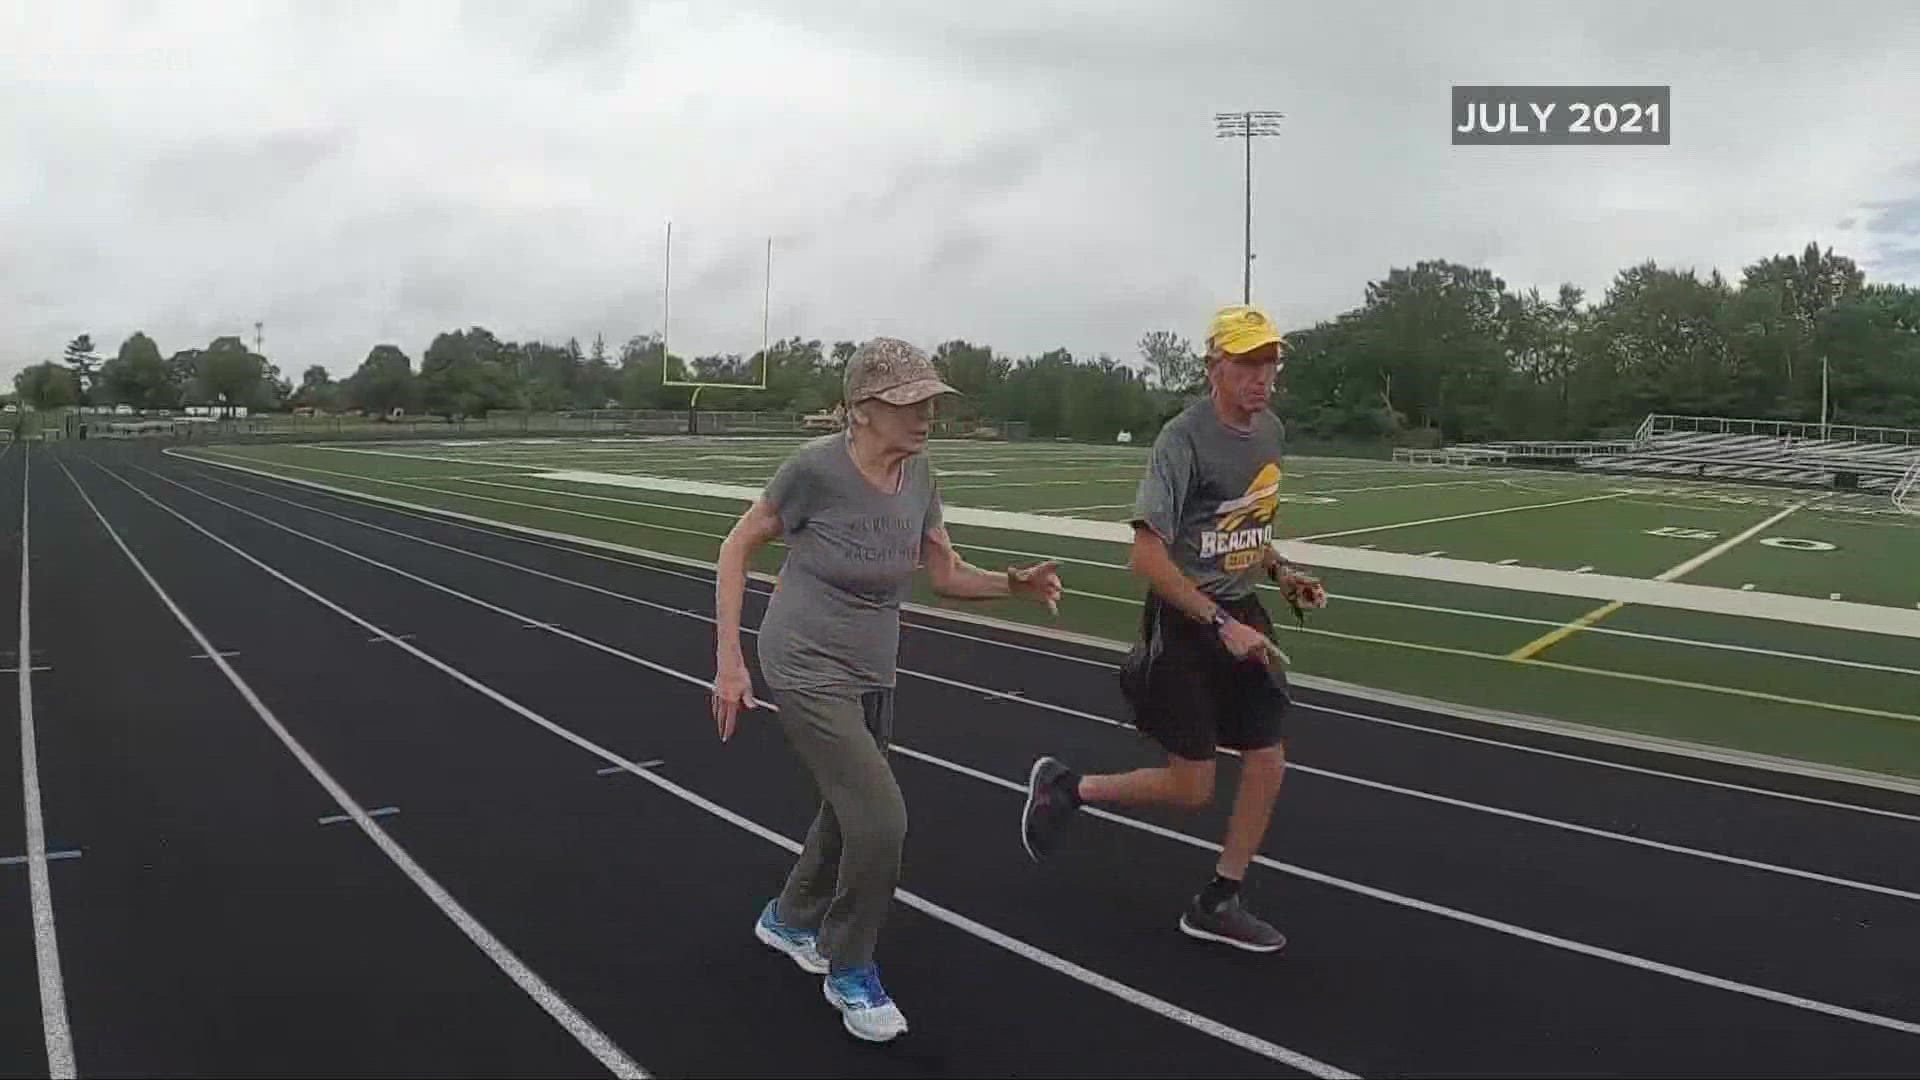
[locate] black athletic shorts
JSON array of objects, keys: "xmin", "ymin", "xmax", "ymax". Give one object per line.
[{"xmin": 1117, "ymin": 591, "xmax": 1290, "ymax": 762}]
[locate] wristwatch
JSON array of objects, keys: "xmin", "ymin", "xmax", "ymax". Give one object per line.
[{"xmin": 1208, "ymin": 607, "xmax": 1231, "ymax": 630}]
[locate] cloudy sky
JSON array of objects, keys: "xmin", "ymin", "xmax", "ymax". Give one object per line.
[{"xmin": 5, "ymin": 0, "xmax": 1919, "ymax": 382}]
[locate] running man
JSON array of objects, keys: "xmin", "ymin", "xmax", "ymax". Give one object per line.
[{"xmin": 1018, "ymin": 303, "xmax": 1325, "ymax": 952}]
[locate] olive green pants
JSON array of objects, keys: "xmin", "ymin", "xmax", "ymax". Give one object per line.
[{"xmin": 771, "ymin": 685, "xmax": 904, "ymax": 972}]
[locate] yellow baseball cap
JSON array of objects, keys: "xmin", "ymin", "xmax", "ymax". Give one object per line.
[{"xmin": 1206, "ymin": 304, "xmax": 1285, "ymax": 357}]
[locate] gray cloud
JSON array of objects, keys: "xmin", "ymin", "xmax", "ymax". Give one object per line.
[
  {"xmin": 1864, "ymin": 196, "xmax": 1920, "ymax": 236},
  {"xmin": 4, "ymin": 1, "xmax": 1920, "ymax": 382},
  {"xmin": 140, "ymin": 128, "xmax": 349, "ymax": 217}
]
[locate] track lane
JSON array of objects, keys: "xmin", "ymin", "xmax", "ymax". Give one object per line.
[
  {"xmin": 148, "ymin": 453, "xmax": 1920, "ymax": 1014},
  {"xmin": 0, "ymin": 442, "xmax": 48, "ymax": 1077},
  {"xmin": 172, "ymin": 450, "xmax": 1920, "ymax": 833},
  {"xmin": 130, "ymin": 449, "xmax": 1920, "ymax": 1074},
  {"xmin": 40, "ymin": 448, "xmax": 637, "ymax": 1077},
  {"xmin": 76, "ymin": 451, "xmax": 1317, "ymax": 1076}
]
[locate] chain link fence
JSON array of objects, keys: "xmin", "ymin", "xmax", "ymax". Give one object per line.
[{"xmin": 33, "ymin": 408, "xmax": 1033, "ymax": 446}]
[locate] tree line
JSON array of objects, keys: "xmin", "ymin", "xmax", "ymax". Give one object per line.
[{"xmin": 14, "ymin": 241, "xmax": 1918, "ymax": 444}]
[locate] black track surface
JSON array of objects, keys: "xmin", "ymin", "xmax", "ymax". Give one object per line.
[{"xmin": 3, "ymin": 440, "xmax": 1917, "ymax": 1078}]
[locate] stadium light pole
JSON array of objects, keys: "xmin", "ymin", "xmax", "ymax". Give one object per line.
[
  {"xmin": 1820, "ymin": 355, "xmax": 1831, "ymax": 438},
  {"xmin": 1215, "ymin": 110, "xmax": 1284, "ymax": 305}
]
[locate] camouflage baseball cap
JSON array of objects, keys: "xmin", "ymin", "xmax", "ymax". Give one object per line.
[{"xmin": 844, "ymin": 337, "xmax": 959, "ymax": 406}]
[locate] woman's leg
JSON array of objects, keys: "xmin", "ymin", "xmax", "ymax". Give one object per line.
[{"xmin": 773, "ymin": 687, "xmax": 906, "ymax": 971}]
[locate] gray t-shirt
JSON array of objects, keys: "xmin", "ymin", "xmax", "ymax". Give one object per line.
[
  {"xmin": 1131, "ymin": 398, "xmax": 1286, "ymax": 601},
  {"xmin": 755, "ymin": 433, "xmax": 944, "ymax": 690}
]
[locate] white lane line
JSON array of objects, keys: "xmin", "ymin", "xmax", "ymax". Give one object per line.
[
  {"xmin": 16, "ymin": 450, "xmax": 75, "ymax": 1079},
  {"xmin": 892, "ymin": 668, "xmax": 1920, "ymax": 902},
  {"xmin": 880, "ymin": 617, "xmax": 1920, "ymax": 821},
  {"xmin": 66, "ymin": 461, "xmax": 647, "ymax": 1080},
  {"xmin": 109, "ymin": 467, "xmax": 1347, "ymax": 1077},
  {"xmin": 143, "ymin": 470, "xmax": 1920, "ymax": 1028},
  {"xmin": 178, "ymin": 459, "xmax": 1920, "ymax": 818},
  {"xmin": 884, "ymin": 746, "xmax": 1920, "ymax": 1038}
]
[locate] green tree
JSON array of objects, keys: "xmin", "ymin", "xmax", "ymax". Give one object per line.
[
  {"xmin": 418, "ymin": 327, "xmax": 513, "ymax": 418},
  {"xmin": 14, "ymin": 362, "xmax": 80, "ymax": 410},
  {"xmin": 1137, "ymin": 331, "xmax": 1201, "ymax": 392},
  {"xmin": 99, "ymin": 331, "xmax": 175, "ymax": 409},
  {"xmin": 578, "ymin": 332, "xmax": 616, "ymax": 408},
  {"xmin": 293, "ymin": 365, "xmax": 343, "ymax": 411},
  {"xmin": 200, "ymin": 336, "xmax": 271, "ymax": 415},
  {"xmin": 344, "ymin": 345, "xmax": 416, "ymax": 415},
  {"xmin": 62, "ymin": 334, "xmax": 100, "ymax": 403}
]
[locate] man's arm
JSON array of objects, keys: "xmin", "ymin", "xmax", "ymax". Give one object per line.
[{"xmin": 1129, "ymin": 526, "xmax": 1225, "ymax": 623}]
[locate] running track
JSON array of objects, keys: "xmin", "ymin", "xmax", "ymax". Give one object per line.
[{"xmin": 4, "ymin": 440, "xmax": 1918, "ymax": 1077}]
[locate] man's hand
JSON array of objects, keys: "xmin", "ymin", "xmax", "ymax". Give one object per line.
[
  {"xmin": 1277, "ymin": 571, "xmax": 1327, "ymax": 610},
  {"xmin": 1268, "ymin": 560, "xmax": 1327, "ymax": 625},
  {"xmin": 1217, "ymin": 617, "xmax": 1272, "ymax": 663}
]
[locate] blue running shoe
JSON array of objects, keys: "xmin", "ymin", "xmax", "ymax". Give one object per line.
[
  {"xmin": 754, "ymin": 900, "xmax": 828, "ymax": 974},
  {"xmin": 823, "ymin": 965, "xmax": 908, "ymax": 1042}
]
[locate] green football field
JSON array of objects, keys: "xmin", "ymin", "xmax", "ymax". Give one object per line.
[{"xmin": 171, "ymin": 435, "xmax": 1920, "ymax": 783}]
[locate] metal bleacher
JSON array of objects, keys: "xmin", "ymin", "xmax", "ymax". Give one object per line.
[{"xmin": 1397, "ymin": 415, "xmax": 1920, "ymax": 508}]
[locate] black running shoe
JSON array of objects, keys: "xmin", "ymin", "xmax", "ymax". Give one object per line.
[
  {"xmin": 1021, "ymin": 756, "xmax": 1082, "ymax": 862},
  {"xmin": 1178, "ymin": 893, "xmax": 1287, "ymax": 953}
]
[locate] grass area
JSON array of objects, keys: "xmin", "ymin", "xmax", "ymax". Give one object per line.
[{"xmin": 172, "ymin": 436, "xmax": 1920, "ymax": 783}]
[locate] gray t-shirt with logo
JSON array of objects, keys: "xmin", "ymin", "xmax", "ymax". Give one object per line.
[
  {"xmin": 1131, "ymin": 398, "xmax": 1286, "ymax": 601},
  {"xmin": 756, "ymin": 433, "xmax": 944, "ymax": 690}
]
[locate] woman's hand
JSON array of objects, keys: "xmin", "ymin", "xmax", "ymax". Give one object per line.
[
  {"xmin": 1008, "ymin": 560, "xmax": 1063, "ymax": 616},
  {"xmin": 712, "ymin": 650, "xmax": 760, "ymax": 742}
]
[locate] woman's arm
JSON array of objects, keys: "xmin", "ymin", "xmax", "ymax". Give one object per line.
[
  {"xmin": 923, "ymin": 526, "xmax": 1060, "ymax": 613},
  {"xmin": 712, "ymin": 498, "xmax": 784, "ymax": 740}
]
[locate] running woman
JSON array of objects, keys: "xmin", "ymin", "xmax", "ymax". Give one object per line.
[
  {"xmin": 712, "ymin": 337, "xmax": 1063, "ymax": 1042},
  {"xmin": 1018, "ymin": 303, "xmax": 1324, "ymax": 952}
]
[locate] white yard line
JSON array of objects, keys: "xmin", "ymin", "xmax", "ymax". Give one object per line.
[
  {"xmin": 1506, "ymin": 501, "xmax": 1807, "ymax": 661},
  {"xmin": 1653, "ymin": 502, "xmax": 1805, "ymax": 583},
  {"xmin": 1299, "ymin": 492, "xmax": 1630, "ymax": 541}
]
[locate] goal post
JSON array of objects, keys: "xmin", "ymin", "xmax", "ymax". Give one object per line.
[{"xmin": 659, "ymin": 223, "xmax": 773, "ymax": 406}]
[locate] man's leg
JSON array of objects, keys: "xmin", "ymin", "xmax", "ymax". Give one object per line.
[
  {"xmin": 1077, "ymin": 755, "xmax": 1215, "ymax": 810},
  {"xmin": 1216, "ymin": 744, "xmax": 1287, "ymax": 880},
  {"xmin": 1176, "ymin": 742, "xmax": 1287, "ymax": 952},
  {"xmin": 1021, "ymin": 661, "xmax": 1213, "ymax": 853}
]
